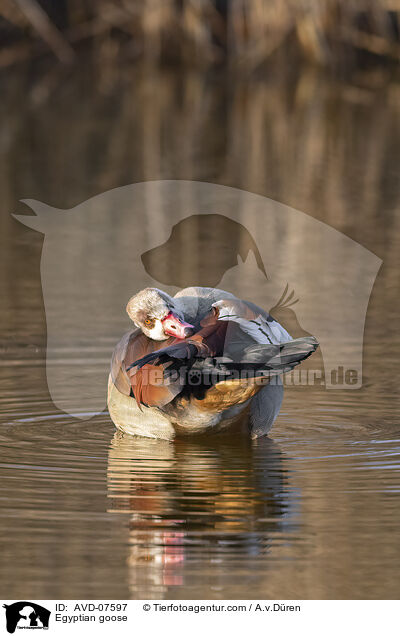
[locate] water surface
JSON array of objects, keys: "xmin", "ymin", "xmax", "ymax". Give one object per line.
[{"xmin": 0, "ymin": 61, "xmax": 399, "ymax": 599}]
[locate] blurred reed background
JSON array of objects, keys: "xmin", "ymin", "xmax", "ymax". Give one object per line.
[
  {"xmin": 1, "ymin": 2, "xmax": 400, "ymax": 358},
  {"xmin": 1, "ymin": 0, "xmax": 400, "ymax": 70}
]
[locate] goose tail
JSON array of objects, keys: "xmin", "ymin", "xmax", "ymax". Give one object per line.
[{"xmin": 197, "ymin": 336, "xmax": 319, "ymax": 380}]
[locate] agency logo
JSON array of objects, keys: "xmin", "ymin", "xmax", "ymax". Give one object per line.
[
  {"xmin": 13, "ymin": 181, "xmax": 382, "ymax": 416},
  {"xmin": 3, "ymin": 602, "xmax": 50, "ymax": 634}
]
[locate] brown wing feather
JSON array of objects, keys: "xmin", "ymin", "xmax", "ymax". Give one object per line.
[
  {"xmin": 110, "ymin": 329, "xmax": 140, "ymax": 396},
  {"xmin": 191, "ymin": 318, "xmax": 229, "ymax": 356},
  {"xmin": 128, "ymin": 362, "xmax": 181, "ymax": 408},
  {"xmin": 111, "ymin": 330, "xmax": 181, "ymax": 407},
  {"xmin": 123, "ymin": 316, "xmax": 231, "ymax": 407}
]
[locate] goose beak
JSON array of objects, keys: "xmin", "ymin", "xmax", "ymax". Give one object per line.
[{"xmin": 162, "ymin": 312, "xmax": 194, "ymax": 339}]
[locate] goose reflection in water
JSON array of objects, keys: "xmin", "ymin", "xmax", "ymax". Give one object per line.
[{"xmin": 107, "ymin": 432, "xmax": 297, "ymax": 598}]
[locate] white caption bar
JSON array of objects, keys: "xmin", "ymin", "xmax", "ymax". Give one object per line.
[{"xmin": 1, "ymin": 600, "xmax": 398, "ymax": 636}]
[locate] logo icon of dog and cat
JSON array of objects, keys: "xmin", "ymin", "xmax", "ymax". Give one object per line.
[{"xmin": 2, "ymin": 602, "xmax": 50, "ymax": 633}]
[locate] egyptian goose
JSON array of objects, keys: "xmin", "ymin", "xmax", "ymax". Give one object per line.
[{"xmin": 107, "ymin": 287, "xmax": 318, "ymax": 440}]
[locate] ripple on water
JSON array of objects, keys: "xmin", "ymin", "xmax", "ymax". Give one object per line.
[{"xmin": 0, "ymin": 371, "xmax": 399, "ymax": 598}]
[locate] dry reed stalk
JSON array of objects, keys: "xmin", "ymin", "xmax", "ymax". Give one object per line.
[
  {"xmin": 0, "ymin": 0, "xmax": 400, "ymax": 68},
  {"xmin": 13, "ymin": 0, "xmax": 75, "ymax": 63}
]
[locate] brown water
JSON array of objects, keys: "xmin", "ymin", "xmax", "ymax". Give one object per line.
[{"xmin": 0, "ymin": 60, "xmax": 399, "ymax": 599}]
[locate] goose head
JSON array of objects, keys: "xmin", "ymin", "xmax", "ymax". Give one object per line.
[{"xmin": 126, "ymin": 288, "xmax": 193, "ymax": 341}]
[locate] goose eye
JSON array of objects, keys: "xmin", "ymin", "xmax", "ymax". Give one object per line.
[{"xmin": 144, "ymin": 318, "xmax": 152, "ymax": 326}]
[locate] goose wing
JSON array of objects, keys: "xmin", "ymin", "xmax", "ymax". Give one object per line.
[{"xmin": 212, "ymin": 298, "xmax": 292, "ymax": 347}]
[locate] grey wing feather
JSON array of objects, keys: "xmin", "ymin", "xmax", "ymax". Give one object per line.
[
  {"xmin": 174, "ymin": 287, "xmax": 236, "ymax": 325},
  {"xmin": 249, "ymin": 379, "xmax": 284, "ymax": 438},
  {"xmin": 242, "ymin": 300, "xmax": 292, "ymax": 344}
]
